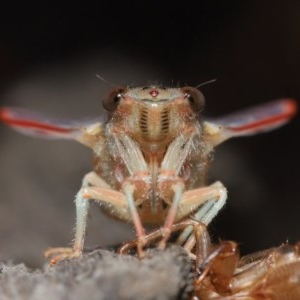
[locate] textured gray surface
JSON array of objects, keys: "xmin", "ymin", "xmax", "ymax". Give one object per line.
[{"xmin": 0, "ymin": 245, "xmax": 194, "ymax": 300}]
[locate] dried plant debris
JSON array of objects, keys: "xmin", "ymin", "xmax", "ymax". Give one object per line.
[{"xmin": 0, "ymin": 245, "xmax": 194, "ymax": 300}]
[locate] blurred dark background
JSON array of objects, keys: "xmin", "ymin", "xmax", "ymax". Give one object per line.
[{"xmin": 0, "ymin": 1, "xmax": 299, "ymax": 267}]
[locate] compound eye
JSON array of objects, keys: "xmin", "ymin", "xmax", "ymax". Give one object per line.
[
  {"xmin": 181, "ymin": 86, "xmax": 205, "ymax": 113},
  {"xmin": 102, "ymin": 87, "xmax": 126, "ymax": 112}
]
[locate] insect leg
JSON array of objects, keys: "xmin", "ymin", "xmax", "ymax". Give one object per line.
[
  {"xmin": 176, "ymin": 181, "xmax": 227, "ymax": 248},
  {"xmin": 73, "ymin": 172, "xmax": 113, "ymax": 253},
  {"xmin": 112, "ymin": 135, "xmax": 150, "ymax": 256},
  {"xmin": 119, "ymin": 220, "xmax": 198, "ymax": 255},
  {"xmin": 44, "ymin": 171, "xmax": 115, "ymax": 265},
  {"xmin": 76, "ymin": 183, "xmax": 147, "ymax": 257},
  {"xmin": 158, "ymin": 182, "xmax": 185, "ymax": 249},
  {"xmin": 161, "ymin": 134, "xmax": 194, "ymax": 174},
  {"xmin": 157, "ymin": 134, "xmax": 196, "ymax": 249},
  {"xmin": 122, "ymin": 182, "xmax": 146, "ymax": 257}
]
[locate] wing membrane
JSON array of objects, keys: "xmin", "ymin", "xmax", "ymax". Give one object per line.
[
  {"xmin": 0, "ymin": 107, "xmax": 105, "ymax": 146},
  {"xmin": 204, "ymin": 99, "xmax": 297, "ymax": 146}
]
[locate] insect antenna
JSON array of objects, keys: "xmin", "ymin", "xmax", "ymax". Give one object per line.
[
  {"xmin": 95, "ymin": 74, "xmax": 115, "ymax": 87},
  {"xmin": 195, "ymin": 79, "xmax": 217, "ymax": 89}
]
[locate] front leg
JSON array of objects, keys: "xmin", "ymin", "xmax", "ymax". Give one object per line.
[
  {"xmin": 157, "ymin": 134, "xmax": 195, "ymax": 248},
  {"xmin": 113, "ymin": 134, "xmax": 151, "ymax": 256}
]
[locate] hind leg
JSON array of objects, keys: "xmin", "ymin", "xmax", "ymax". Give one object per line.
[{"xmin": 45, "ymin": 171, "xmax": 128, "ymax": 265}]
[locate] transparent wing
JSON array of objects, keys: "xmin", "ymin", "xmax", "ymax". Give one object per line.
[
  {"xmin": 203, "ymin": 99, "xmax": 297, "ymax": 146},
  {"xmin": 0, "ymin": 107, "xmax": 105, "ymax": 147}
]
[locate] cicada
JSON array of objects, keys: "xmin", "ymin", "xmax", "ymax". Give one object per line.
[{"xmin": 0, "ymin": 86, "xmax": 296, "ymax": 265}]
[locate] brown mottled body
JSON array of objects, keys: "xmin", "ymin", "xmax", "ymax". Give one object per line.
[{"xmin": 93, "ymin": 87, "xmax": 211, "ymax": 224}]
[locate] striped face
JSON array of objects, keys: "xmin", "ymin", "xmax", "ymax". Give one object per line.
[{"xmin": 103, "ymin": 86, "xmax": 205, "ymax": 152}]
